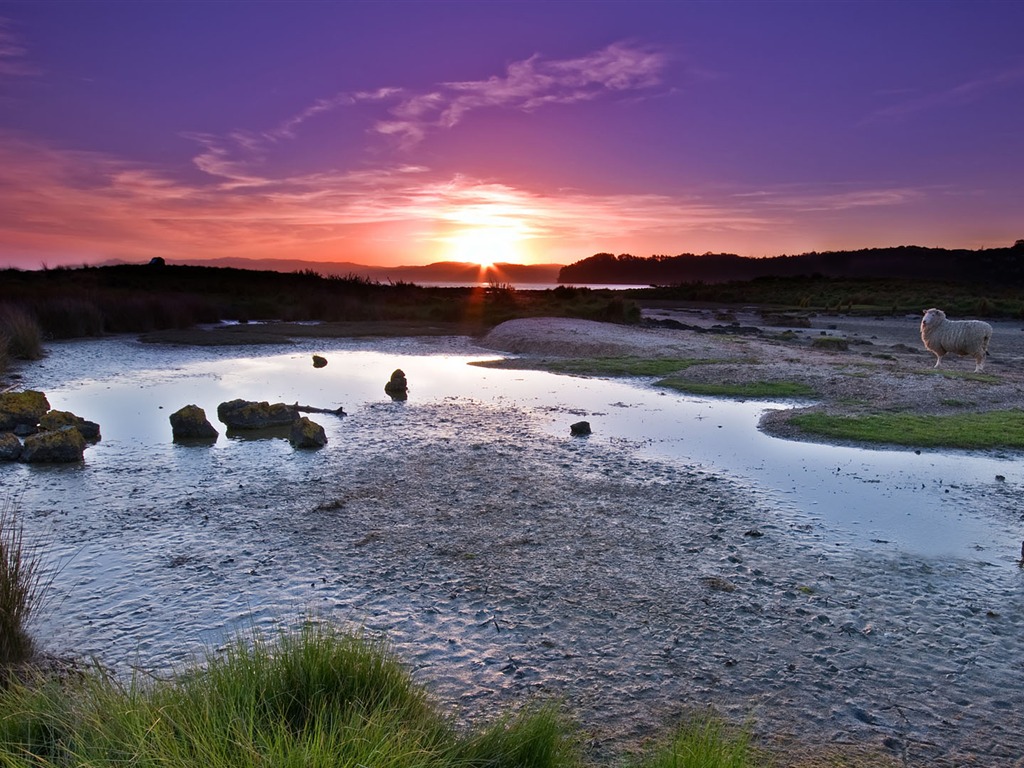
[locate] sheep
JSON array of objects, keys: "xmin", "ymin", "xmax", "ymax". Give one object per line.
[{"xmin": 920, "ymin": 308, "xmax": 993, "ymax": 372}]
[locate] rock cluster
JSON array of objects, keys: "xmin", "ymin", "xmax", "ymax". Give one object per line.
[
  {"xmin": 210, "ymin": 398, "xmax": 328, "ymax": 450},
  {"xmin": 0, "ymin": 390, "xmax": 100, "ymax": 463}
]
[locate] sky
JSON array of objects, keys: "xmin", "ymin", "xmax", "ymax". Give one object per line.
[{"xmin": 1, "ymin": 0, "xmax": 1023, "ymax": 270}]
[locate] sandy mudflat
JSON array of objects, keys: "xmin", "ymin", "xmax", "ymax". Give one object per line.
[
  {"xmin": 13, "ymin": 311, "xmax": 1024, "ymax": 767},
  {"xmin": 482, "ymin": 310, "xmax": 1024, "ymax": 436}
]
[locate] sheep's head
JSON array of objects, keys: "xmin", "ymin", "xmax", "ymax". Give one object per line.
[{"xmin": 921, "ymin": 308, "xmax": 945, "ymax": 330}]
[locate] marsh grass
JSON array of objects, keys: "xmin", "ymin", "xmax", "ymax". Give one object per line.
[
  {"xmin": 656, "ymin": 378, "xmax": 817, "ymax": 399},
  {"xmin": 0, "ymin": 498, "xmax": 50, "ymax": 666},
  {"xmin": 0, "ymin": 622, "xmax": 580, "ymax": 768},
  {"xmin": 631, "ymin": 714, "xmax": 759, "ymax": 768},
  {"xmin": 789, "ymin": 409, "xmax": 1024, "ymax": 449},
  {"xmin": 0, "ymin": 305, "xmax": 44, "ymax": 361}
]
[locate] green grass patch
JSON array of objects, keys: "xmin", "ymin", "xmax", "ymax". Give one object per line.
[
  {"xmin": 630, "ymin": 714, "xmax": 758, "ymax": 768},
  {"xmin": 0, "ymin": 622, "xmax": 579, "ymax": 768},
  {"xmin": 925, "ymin": 369, "xmax": 1000, "ymax": 384},
  {"xmin": 789, "ymin": 409, "xmax": 1024, "ymax": 449},
  {"xmin": 656, "ymin": 378, "xmax": 817, "ymax": 399}
]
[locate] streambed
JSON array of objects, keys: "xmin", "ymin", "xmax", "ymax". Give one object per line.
[{"xmin": 6, "ymin": 333, "xmax": 1024, "ymax": 765}]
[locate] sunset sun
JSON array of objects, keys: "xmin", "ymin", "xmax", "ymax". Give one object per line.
[{"xmin": 445, "ymin": 227, "xmax": 523, "ymax": 269}]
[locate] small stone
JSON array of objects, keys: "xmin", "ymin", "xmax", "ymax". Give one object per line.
[
  {"xmin": 312, "ymin": 355, "xmax": 327, "ymax": 368},
  {"xmin": 570, "ymin": 420, "xmax": 591, "ymax": 436}
]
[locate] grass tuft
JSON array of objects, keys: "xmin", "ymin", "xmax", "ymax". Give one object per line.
[
  {"xmin": 631, "ymin": 714, "xmax": 758, "ymax": 768},
  {"xmin": 0, "ymin": 497, "xmax": 51, "ymax": 666}
]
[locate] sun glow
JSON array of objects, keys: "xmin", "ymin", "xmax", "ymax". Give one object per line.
[{"xmin": 444, "ymin": 227, "xmax": 524, "ymax": 269}]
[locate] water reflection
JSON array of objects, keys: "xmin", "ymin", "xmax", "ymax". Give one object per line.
[{"xmin": 10, "ymin": 335, "xmax": 1023, "ymax": 564}]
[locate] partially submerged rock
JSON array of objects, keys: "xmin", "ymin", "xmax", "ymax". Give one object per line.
[
  {"xmin": 0, "ymin": 390, "xmax": 50, "ymax": 432},
  {"xmin": 39, "ymin": 410, "xmax": 101, "ymax": 442},
  {"xmin": 312, "ymin": 355, "xmax": 328, "ymax": 368},
  {"xmin": 290, "ymin": 416, "xmax": 327, "ymax": 449},
  {"xmin": 170, "ymin": 405, "xmax": 218, "ymax": 441},
  {"xmin": 217, "ymin": 399, "xmax": 298, "ymax": 430},
  {"xmin": 0, "ymin": 432, "xmax": 21, "ymax": 461},
  {"xmin": 384, "ymin": 369, "xmax": 408, "ymax": 400},
  {"xmin": 20, "ymin": 426, "xmax": 85, "ymax": 463},
  {"xmin": 570, "ymin": 420, "xmax": 592, "ymax": 436}
]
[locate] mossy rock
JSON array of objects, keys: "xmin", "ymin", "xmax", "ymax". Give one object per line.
[
  {"xmin": 170, "ymin": 405, "xmax": 218, "ymax": 441},
  {"xmin": 217, "ymin": 399, "xmax": 298, "ymax": 429},
  {"xmin": 290, "ymin": 416, "xmax": 327, "ymax": 449},
  {"xmin": 0, "ymin": 390, "xmax": 50, "ymax": 431},
  {"xmin": 20, "ymin": 426, "xmax": 86, "ymax": 463},
  {"xmin": 39, "ymin": 410, "xmax": 101, "ymax": 442},
  {"xmin": 812, "ymin": 336, "xmax": 850, "ymax": 351},
  {"xmin": 0, "ymin": 432, "xmax": 22, "ymax": 461}
]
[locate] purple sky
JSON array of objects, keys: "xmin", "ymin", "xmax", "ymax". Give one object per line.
[{"xmin": 1, "ymin": 0, "xmax": 1022, "ymax": 269}]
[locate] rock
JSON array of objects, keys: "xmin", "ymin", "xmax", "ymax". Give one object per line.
[
  {"xmin": 0, "ymin": 432, "xmax": 21, "ymax": 461},
  {"xmin": 169, "ymin": 405, "xmax": 218, "ymax": 440},
  {"xmin": 217, "ymin": 399, "xmax": 298, "ymax": 429},
  {"xmin": 19, "ymin": 426, "xmax": 86, "ymax": 463},
  {"xmin": 312, "ymin": 355, "xmax": 327, "ymax": 368},
  {"xmin": 384, "ymin": 369, "xmax": 408, "ymax": 400},
  {"xmin": 39, "ymin": 410, "xmax": 101, "ymax": 442},
  {"xmin": 570, "ymin": 420, "xmax": 591, "ymax": 436},
  {"xmin": 290, "ymin": 416, "xmax": 327, "ymax": 449},
  {"xmin": 0, "ymin": 390, "xmax": 50, "ymax": 432}
]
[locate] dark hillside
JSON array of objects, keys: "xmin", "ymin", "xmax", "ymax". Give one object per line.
[{"xmin": 558, "ymin": 242, "xmax": 1024, "ymax": 286}]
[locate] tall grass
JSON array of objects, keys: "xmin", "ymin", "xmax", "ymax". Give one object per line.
[
  {"xmin": 0, "ymin": 498, "xmax": 49, "ymax": 666},
  {"xmin": 0, "ymin": 305, "xmax": 44, "ymax": 361},
  {"xmin": 0, "ymin": 622, "xmax": 580, "ymax": 768}
]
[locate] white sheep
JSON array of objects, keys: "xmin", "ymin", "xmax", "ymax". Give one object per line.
[{"xmin": 920, "ymin": 308, "xmax": 993, "ymax": 372}]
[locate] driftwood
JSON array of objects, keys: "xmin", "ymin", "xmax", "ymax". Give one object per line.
[{"xmin": 293, "ymin": 403, "xmax": 346, "ymax": 417}]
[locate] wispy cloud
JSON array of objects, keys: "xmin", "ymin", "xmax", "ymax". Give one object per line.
[
  {"xmin": 378, "ymin": 41, "xmax": 670, "ymax": 147},
  {"xmin": 736, "ymin": 184, "xmax": 926, "ymax": 212},
  {"xmin": 245, "ymin": 40, "xmax": 671, "ymax": 155},
  {"xmin": 0, "ymin": 17, "xmax": 40, "ymax": 78},
  {"xmin": 864, "ymin": 61, "xmax": 1024, "ymax": 124}
]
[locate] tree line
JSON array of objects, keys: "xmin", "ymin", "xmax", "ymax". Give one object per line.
[{"xmin": 557, "ymin": 241, "xmax": 1024, "ymax": 286}]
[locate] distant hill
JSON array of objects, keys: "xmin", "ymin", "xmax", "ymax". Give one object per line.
[
  {"xmin": 557, "ymin": 243, "xmax": 1024, "ymax": 286},
  {"xmin": 168, "ymin": 257, "xmax": 563, "ymax": 284}
]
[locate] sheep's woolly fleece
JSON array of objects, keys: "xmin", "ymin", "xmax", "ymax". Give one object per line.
[
  {"xmin": 920, "ymin": 307, "xmax": 993, "ymax": 371},
  {"xmin": 481, "ymin": 313, "xmax": 1024, "ymax": 438}
]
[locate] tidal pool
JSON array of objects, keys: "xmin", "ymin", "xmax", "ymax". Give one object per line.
[
  {"xmin": 6, "ymin": 333, "xmax": 1024, "ymax": 765},
  {"xmin": 12, "ymin": 334, "xmax": 1022, "ymax": 563}
]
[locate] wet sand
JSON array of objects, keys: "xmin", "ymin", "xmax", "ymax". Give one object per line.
[{"xmin": 10, "ymin": 314, "xmax": 1024, "ymax": 767}]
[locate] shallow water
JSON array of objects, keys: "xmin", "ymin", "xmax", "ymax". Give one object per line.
[{"xmin": 6, "ymin": 334, "xmax": 1024, "ymax": 764}]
